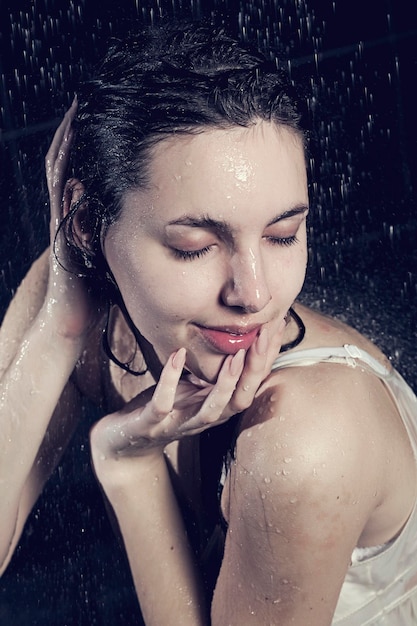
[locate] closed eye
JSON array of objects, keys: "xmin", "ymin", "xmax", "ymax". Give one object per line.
[
  {"xmin": 172, "ymin": 245, "xmax": 214, "ymax": 261},
  {"xmin": 173, "ymin": 235, "xmax": 298, "ymax": 260},
  {"xmin": 265, "ymin": 235, "xmax": 299, "ymax": 247}
]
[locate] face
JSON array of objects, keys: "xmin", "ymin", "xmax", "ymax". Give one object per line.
[{"xmin": 104, "ymin": 122, "xmax": 309, "ymax": 382}]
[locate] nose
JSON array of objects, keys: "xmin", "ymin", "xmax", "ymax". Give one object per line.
[{"xmin": 221, "ymin": 248, "xmax": 272, "ymax": 313}]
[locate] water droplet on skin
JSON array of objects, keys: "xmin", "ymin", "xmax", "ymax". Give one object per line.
[
  {"xmin": 284, "ymin": 457, "xmax": 292, "ymax": 463},
  {"xmin": 264, "ymin": 476, "xmax": 271, "ymax": 484},
  {"xmin": 10, "ymin": 368, "xmax": 22, "ymax": 382}
]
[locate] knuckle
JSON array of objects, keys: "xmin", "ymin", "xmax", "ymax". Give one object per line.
[
  {"xmin": 229, "ymin": 396, "xmax": 251, "ymax": 413},
  {"xmin": 198, "ymin": 411, "xmax": 218, "ymax": 426},
  {"xmin": 151, "ymin": 406, "xmax": 168, "ymax": 421}
]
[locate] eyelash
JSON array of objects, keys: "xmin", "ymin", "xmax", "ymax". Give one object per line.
[
  {"xmin": 266, "ymin": 235, "xmax": 299, "ymax": 247},
  {"xmin": 172, "ymin": 235, "xmax": 298, "ymax": 261},
  {"xmin": 172, "ymin": 246, "xmax": 214, "ymax": 261}
]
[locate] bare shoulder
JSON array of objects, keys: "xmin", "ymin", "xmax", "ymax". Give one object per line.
[
  {"xmin": 225, "ymin": 352, "xmax": 414, "ymax": 542},
  {"xmin": 232, "ymin": 360, "xmax": 388, "ymax": 502}
]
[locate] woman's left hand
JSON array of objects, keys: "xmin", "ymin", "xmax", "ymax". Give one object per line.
[{"xmin": 91, "ymin": 319, "xmax": 285, "ymax": 462}]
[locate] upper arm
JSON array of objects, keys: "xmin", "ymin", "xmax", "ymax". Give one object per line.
[{"xmin": 211, "ymin": 367, "xmax": 384, "ymax": 626}]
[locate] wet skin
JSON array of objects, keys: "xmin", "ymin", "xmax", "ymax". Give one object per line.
[{"xmin": 104, "ymin": 122, "xmax": 309, "ymax": 383}]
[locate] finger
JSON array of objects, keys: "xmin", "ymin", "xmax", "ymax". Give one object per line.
[
  {"xmin": 45, "ymin": 104, "xmax": 75, "ymax": 176},
  {"xmin": 239, "ymin": 318, "xmax": 286, "ymax": 386},
  {"xmin": 97, "ymin": 350, "xmax": 186, "ymax": 455},
  {"xmin": 237, "ymin": 326, "xmax": 268, "ymax": 384},
  {"xmin": 228, "ymin": 318, "xmax": 286, "ymax": 412},
  {"xmin": 226, "ymin": 328, "xmax": 268, "ymax": 413},
  {"xmin": 46, "ymin": 100, "xmax": 77, "ymax": 196},
  {"xmin": 183, "ymin": 350, "xmax": 245, "ymax": 429},
  {"xmin": 149, "ymin": 348, "xmax": 186, "ymax": 418}
]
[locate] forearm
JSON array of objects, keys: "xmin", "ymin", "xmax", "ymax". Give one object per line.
[
  {"xmin": 0, "ymin": 302, "xmax": 84, "ymax": 564},
  {"xmin": 92, "ymin": 450, "xmax": 209, "ymax": 626}
]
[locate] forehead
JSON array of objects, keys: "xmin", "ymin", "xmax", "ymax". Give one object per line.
[
  {"xmin": 150, "ymin": 121, "xmax": 306, "ymax": 196},
  {"xmin": 121, "ymin": 122, "xmax": 307, "ymax": 226}
]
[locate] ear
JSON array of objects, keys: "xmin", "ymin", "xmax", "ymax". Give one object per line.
[{"xmin": 63, "ymin": 178, "xmax": 93, "ymax": 247}]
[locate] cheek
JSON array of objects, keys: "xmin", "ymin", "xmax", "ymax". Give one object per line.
[
  {"xmin": 113, "ymin": 248, "xmax": 216, "ymax": 322},
  {"xmin": 292, "ymin": 247, "xmax": 308, "ymax": 291},
  {"xmin": 271, "ymin": 247, "xmax": 307, "ymax": 300}
]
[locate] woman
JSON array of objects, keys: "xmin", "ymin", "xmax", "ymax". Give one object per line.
[{"xmin": 1, "ymin": 22, "xmax": 417, "ymax": 625}]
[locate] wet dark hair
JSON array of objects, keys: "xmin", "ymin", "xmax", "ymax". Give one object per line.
[{"xmin": 62, "ymin": 20, "xmax": 307, "ymax": 287}]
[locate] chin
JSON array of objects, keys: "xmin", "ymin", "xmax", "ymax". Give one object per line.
[{"xmin": 186, "ymin": 352, "xmax": 227, "ymax": 385}]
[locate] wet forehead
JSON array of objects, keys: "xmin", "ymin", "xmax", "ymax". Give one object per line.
[
  {"xmin": 117, "ymin": 122, "xmax": 308, "ymax": 236},
  {"xmin": 148, "ymin": 122, "xmax": 307, "ymax": 203}
]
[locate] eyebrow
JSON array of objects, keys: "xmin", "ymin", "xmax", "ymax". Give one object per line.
[{"xmin": 167, "ymin": 204, "xmax": 309, "ymax": 233}]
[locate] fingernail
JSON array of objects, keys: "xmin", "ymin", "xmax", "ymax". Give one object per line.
[
  {"xmin": 230, "ymin": 349, "xmax": 245, "ymax": 376},
  {"xmin": 256, "ymin": 327, "xmax": 268, "ymax": 355},
  {"xmin": 64, "ymin": 127, "xmax": 73, "ymax": 143},
  {"xmin": 172, "ymin": 347, "xmax": 186, "ymax": 370},
  {"xmin": 278, "ymin": 318, "xmax": 286, "ymax": 332}
]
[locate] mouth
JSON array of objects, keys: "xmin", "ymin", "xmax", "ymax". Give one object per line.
[{"xmin": 196, "ymin": 324, "xmax": 261, "ymax": 355}]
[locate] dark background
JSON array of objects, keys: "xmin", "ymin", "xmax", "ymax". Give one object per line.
[{"xmin": 0, "ymin": 1, "xmax": 416, "ymax": 624}]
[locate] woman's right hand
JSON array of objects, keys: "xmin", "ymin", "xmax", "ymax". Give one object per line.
[
  {"xmin": 91, "ymin": 316, "xmax": 286, "ymax": 469},
  {"xmin": 44, "ymin": 99, "xmax": 101, "ymax": 340}
]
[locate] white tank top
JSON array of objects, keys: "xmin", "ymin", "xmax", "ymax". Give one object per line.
[{"xmin": 270, "ymin": 344, "xmax": 417, "ymax": 625}]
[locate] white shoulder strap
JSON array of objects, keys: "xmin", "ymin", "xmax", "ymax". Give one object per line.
[{"xmin": 271, "ymin": 344, "xmax": 390, "ymax": 379}]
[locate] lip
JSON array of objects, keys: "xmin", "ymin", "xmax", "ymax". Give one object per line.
[{"xmin": 196, "ymin": 324, "xmax": 261, "ymax": 355}]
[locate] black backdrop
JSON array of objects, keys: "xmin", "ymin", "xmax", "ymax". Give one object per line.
[{"xmin": 0, "ymin": 1, "xmax": 416, "ymax": 624}]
